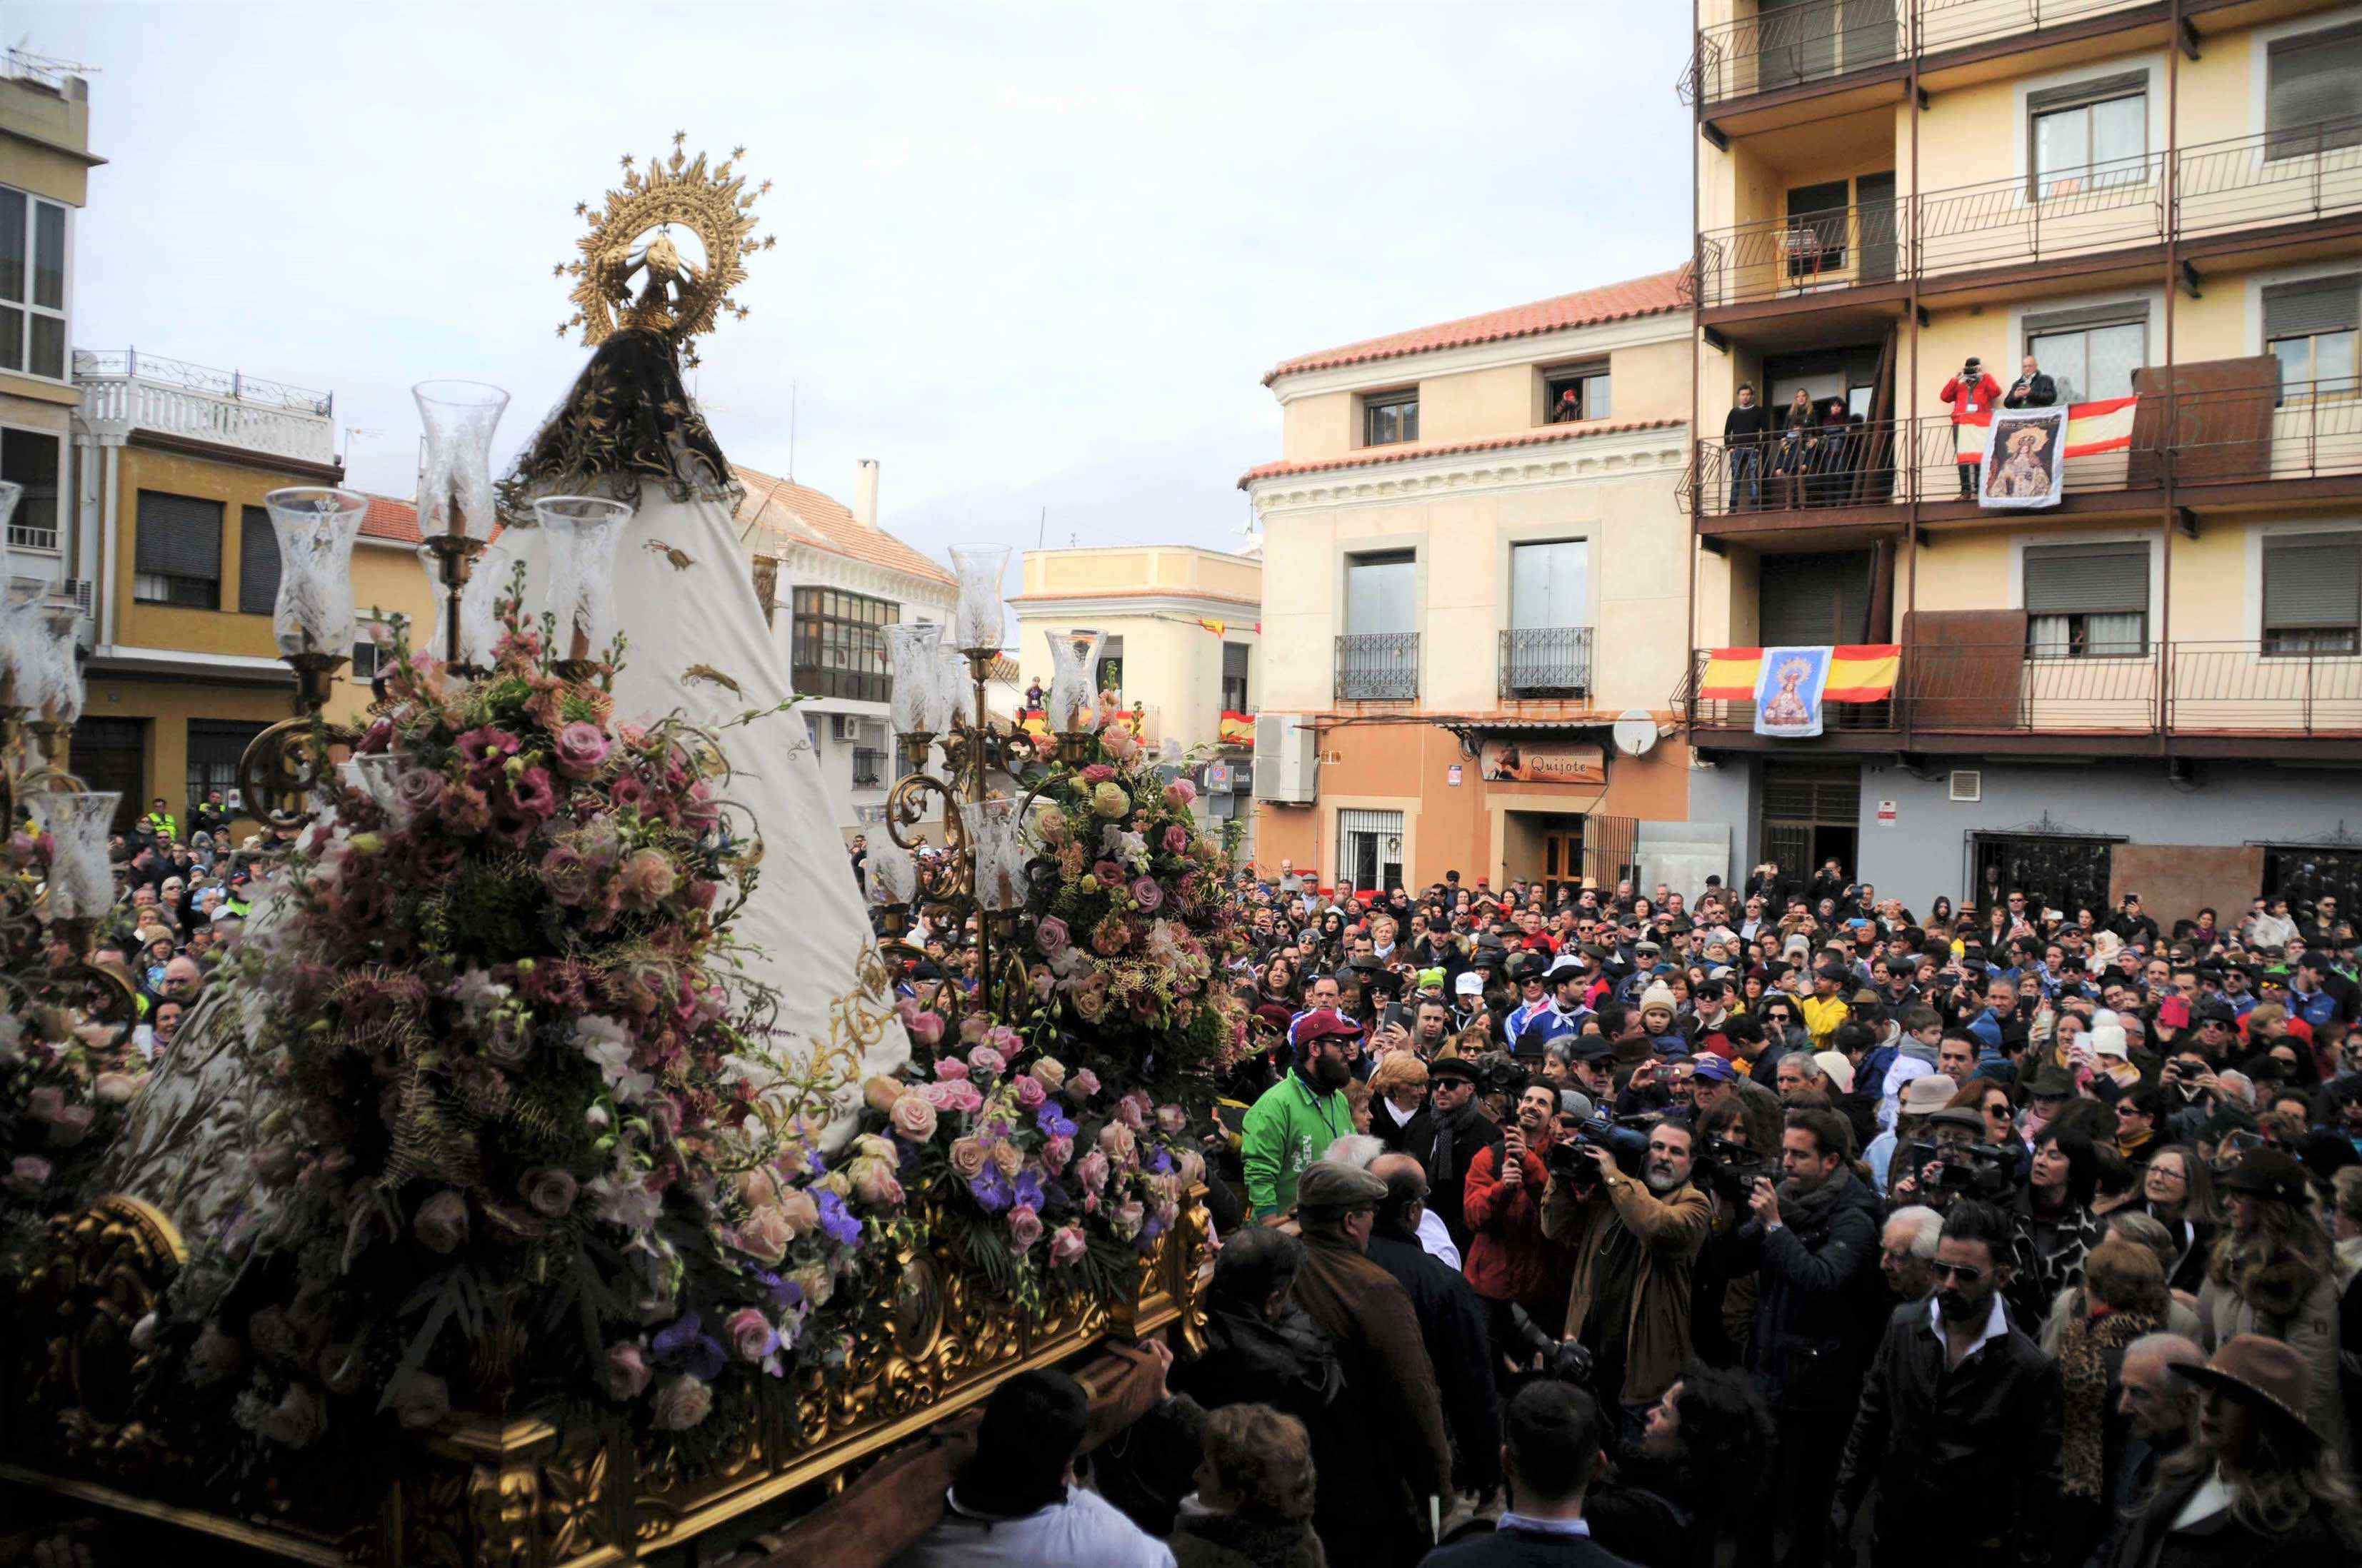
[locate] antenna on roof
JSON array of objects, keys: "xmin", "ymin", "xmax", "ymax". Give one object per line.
[{"xmin": 1036, "ymin": 506, "xmax": 1046, "ymax": 550}]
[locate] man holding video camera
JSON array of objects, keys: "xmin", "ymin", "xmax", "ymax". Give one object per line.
[
  {"xmin": 1940, "ymin": 355, "xmax": 2003, "ymax": 498},
  {"xmin": 1541, "ymin": 1114, "xmax": 1711, "ymax": 1437}
]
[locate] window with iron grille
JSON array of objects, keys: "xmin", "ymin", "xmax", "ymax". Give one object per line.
[
  {"xmin": 2266, "ymin": 20, "xmax": 2362, "ymax": 161},
  {"xmin": 1338, "ymin": 808, "xmax": 1403, "ymax": 895},
  {"xmin": 852, "ymin": 747, "xmax": 887, "ymax": 788},
  {"xmin": 1362, "ymin": 389, "xmax": 1418, "ymax": 446},
  {"xmin": 2263, "ymin": 274, "xmax": 2361, "ymax": 403},
  {"xmin": 0, "ymin": 186, "xmax": 68, "ymax": 381},
  {"xmin": 0, "ymin": 427, "xmax": 59, "ymax": 551},
  {"xmin": 237, "ymin": 505, "xmax": 279, "ymax": 615},
  {"xmin": 134, "ymin": 491, "xmax": 224, "ymax": 608},
  {"xmin": 1221, "ymin": 641, "xmax": 1249, "ymax": 713},
  {"xmin": 188, "ymin": 720, "xmax": 271, "ymax": 813},
  {"xmin": 2262, "ymin": 531, "xmax": 2362, "ymax": 655},
  {"xmin": 2025, "ymin": 541, "xmax": 2148, "ymax": 658},
  {"xmin": 1543, "ymin": 362, "xmax": 1611, "ymax": 423},
  {"xmin": 789, "ymin": 586, "xmax": 898, "ymax": 701}
]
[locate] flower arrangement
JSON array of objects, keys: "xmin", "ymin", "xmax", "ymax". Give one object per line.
[
  {"xmin": 871, "ymin": 693, "xmax": 1245, "ymax": 1305},
  {"xmin": 153, "ymin": 581, "xmax": 904, "ymax": 1486},
  {"xmin": 0, "ymin": 836, "xmax": 147, "ymax": 1265}
]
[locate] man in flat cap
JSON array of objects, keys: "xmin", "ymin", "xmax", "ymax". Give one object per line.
[{"xmin": 1289, "ymin": 1160, "xmax": 1453, "ymax": 1567}]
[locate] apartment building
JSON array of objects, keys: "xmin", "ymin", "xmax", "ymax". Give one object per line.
[
  {"xmin": 0, "ymin": 58, "xmax": 96, "ymax": 608},
  {"xmin": 1245, "ymin": 273, "xmax": 1716, "ymax": 897},
  {"xmin": 1009, "ymin": 542, "xmax": 1261, "ymax": 829},
  {"xmin": 71, "ymin": 350, "xmax": 436, "ymax": 832},
  {"xmin": 1681, "ymin": 0, "xmax": 2362, "ymax": 921},
  {"xmin": 733, "ymin": 459, "xmax": 956, "ymax": 838}
]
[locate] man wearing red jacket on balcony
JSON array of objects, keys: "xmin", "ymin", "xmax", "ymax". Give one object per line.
[
  {"xmin": 1940, "ymin": 355, "xmax": 2003, "ymax": 498},
  {"xmin": 1463, "ymin": 1076, "xmax": 1574, "ymax": 1363}
]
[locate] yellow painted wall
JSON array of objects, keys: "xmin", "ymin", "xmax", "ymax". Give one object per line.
[
  {"xmin": 0, "ymin": 75, "xmax": 93, "ymax": 206},
  {"xmin": 79, "ymin": 675, "xmax": 294, "ymax": 823}
]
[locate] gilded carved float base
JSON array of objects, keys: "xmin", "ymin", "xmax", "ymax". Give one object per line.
[{"xmin": 3, "ymin": 1188, "xmax": 1213, "ymax": 1565}]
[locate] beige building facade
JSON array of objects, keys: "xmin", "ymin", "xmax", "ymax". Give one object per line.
[
  {"xmin": 1246, "ymin": 272, "xmax": 1713, "ymax": 896},
  {"xmin": 1683, "ymin": 0, "xmax": 2362, "ymax": 920}
]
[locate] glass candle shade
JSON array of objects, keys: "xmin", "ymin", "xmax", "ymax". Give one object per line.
[
  {"xmin": 864, "ymin": 840, "xmax": 919, "ymax": 907},
  {"xmin": 962, "ymin": 797, "xmax": 1030, "ymax": 913},
  {"xmin": 534, "ymin": 496, "xmax": 632, "ymax": 660},
  {"xmin": 414, "ymin": 380, "xmax": 509, "ymax": 541},
  {"xmin": 886, "ymin": 621, "xmax": 943, "ymax": 735},
  {"xmin": 31, "ymin": 790, "xmax": 119, "ymax": 920},
  {"xmin": 929, "ymin": 642, "xmax": 971, "ymax": 735},
  {"xmin": 0, "ymin": 479, "xmax": 21, "ymax": 589},
  {"xmin": 0, "ymin": 593, "xmax": 44, "ymax": 710},
  {"xmin": 30, "ymin": 607, "xmax": 81, "ymax": 724},
  {"xmin": 1044, "ymin": 628, "xmax": 1104, "ymax": 732},
  {"xmin": 949, "ymin": 545, "xmax": 1011, "ymax": 654},
  {"xmin": 264, "ymin": 488, "xmax": 368, "ymax": 658}
]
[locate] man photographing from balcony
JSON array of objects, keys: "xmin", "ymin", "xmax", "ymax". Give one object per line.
[{"xmin": 1940, "ymin": 356, "xmax": 2002, "ymax": 498}]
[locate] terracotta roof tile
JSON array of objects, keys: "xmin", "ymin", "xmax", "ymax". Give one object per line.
[
  {"xmin": 358, "ymin": 493, "xmax": 421, "ymax": 545},
  {"xmin": 1262, "ymin": 266, "xmax": 1690, "ymax": 385},
  {"xmin": 1238, "ymin": 418, "xmax": 1686, "ymax": 488},
  {"xmin": 731, "ymin": 463, "xmax": 956, "ymax": 587}
]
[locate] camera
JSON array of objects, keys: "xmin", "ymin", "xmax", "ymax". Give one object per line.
[
  {"xmin": 1702, "ymin": 1135, "xmax": 1773, "ymax": 1203},
  {"xmin": 1502, "ymin": 1303, "xmax": 1596, "ymax": 1386},
  {"xmin": 1548, "ymin": 1105, "xmax": 1660, "ymax": 1185},
  {"xmin": 1900, "ymin": 1139, "xmax": 2016, "ymax": 1202}
]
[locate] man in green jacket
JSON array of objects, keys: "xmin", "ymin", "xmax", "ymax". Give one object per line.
[{"xmin": 1240, "ymin": 1009, "xmax": 1358, "ymax": 1221}]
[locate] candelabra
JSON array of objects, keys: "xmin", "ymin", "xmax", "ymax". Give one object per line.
[
  {"xmin": 868, "ymin": 546, "xmax": 1109, "ymax": 1021},
  {"xmin": 234, "ymin": 486, "xmax": 370, "ymax": 828}
]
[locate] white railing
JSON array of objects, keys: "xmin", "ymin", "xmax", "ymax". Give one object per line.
[{"xmin": 75, "ymin": 364, "xmax": 339, "ymax": 467}]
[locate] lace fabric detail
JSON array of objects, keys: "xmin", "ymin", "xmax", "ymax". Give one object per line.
[{"xmin": 499, "ymin": 328, "xmax": 741, "ymax": 517}]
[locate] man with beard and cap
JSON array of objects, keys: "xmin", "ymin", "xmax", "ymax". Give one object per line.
[
  {"xmin": 1241, "ymin": 1009, "xmax": 1359, "ymax": 1223},
  {"xmin": 1290, "ymin": 1160, "xmax": 1453, "ymax": 1567},
  {"xmin": 1425, "ymin": 1055, "xmax": 1504, "ymax": 1257},
  {"xmin": 1832, "ymin": 1200, "xmax": 2058, "ymax": 1568},
  {"xmin": 1542, "ymin": 1113, "xmax": 1712, "ymax": 1439}
]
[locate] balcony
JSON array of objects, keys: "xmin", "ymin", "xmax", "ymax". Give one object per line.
[
  {"xmin": 1678, "ymin": 640, "xmax": 2362, "ymax": 759},
  {"xmin": 73, "ymin": 350, "xmax": 338, "ymax": 469},
  {"xmin": 1499, "ymin": 626, "xmax": 1593, "ymax": 701},
  {"xmin": 1681, "ymin": 1, "xmax": 2332, "ymax": 131},
  {"xmin": 1691, "ymin": 121, "xmax": 2362, "ymax": 326},
  {"xmin": 1335, "ymin": 632, "xmax": 1418, "ymax": 703},
  {"xmin": 1683, "ymin": 376, "xmax": 2362, "ymax": 539}
]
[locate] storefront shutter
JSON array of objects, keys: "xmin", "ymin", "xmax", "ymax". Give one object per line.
[
  {"xmin": 2263, "ymin": 532, "xmax": 2362, "ymax": 628},
  {"xmin": 2023, "ymin": 541, "xmax": 2146, "ymax": 615}
]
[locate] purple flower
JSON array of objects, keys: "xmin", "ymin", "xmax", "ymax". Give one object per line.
[
  {"xmin": 651, "ymin": 1312, "xmax": 728, "ymax": 1382},
  {"xmin": 1034, "ymin": 1103, "xmax": 1076, "ymax": 1140},
  {"xmin": 814, "ymin": 1190, "xmax": 863, "ymax": 1247},
  {"xmin": 1013, "ymin": 1168, "xmax": 1046, "ymax": 1212},
  {"xmin": 1036, "ymin": 916, "xmax": 1070, "ymax": 954},
  {"xmin": 456, "ymin": 725, "xmax": 520, "ymax": 774},
  {"xmin": 968, "ymin": 1168, "xmax": 1014, "ymax": 1213},
  {"xmin": 506, "ymin": 765, "xmax": 559, "ymax": 820},
  {"xmin": 1131, "ymin": 877, "xmax": 1164, "ymax": 912}
]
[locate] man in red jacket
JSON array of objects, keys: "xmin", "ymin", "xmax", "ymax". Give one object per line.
[
  {"xmin": 1463, "ymin": 1076, "xmax": 1574, "ymax": 1358},
  {"xmin": 1939, "ymin": 355, "xmax": 2003, "ymax": 498}
]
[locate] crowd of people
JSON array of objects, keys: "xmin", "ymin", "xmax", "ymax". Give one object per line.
[
  {"xmin": 891, "ymin": 857, "xmax": 2362, "ymax": 1567},
  {"xmin": 72, "ymin": 789, "xmax": 260, "ymax": 1058}
]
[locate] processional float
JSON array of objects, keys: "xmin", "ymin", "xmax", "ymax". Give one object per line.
[{"xmin": 0, "ymin": 138, "xmax": 1223, "ymax": 1566}]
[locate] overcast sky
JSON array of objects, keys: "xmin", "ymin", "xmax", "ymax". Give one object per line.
[{"xmin": 26, "ymin": 1, "xmax": 1690, "ymax": 571}]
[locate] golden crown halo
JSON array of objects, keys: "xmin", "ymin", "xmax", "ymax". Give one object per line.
[{"xmin": 554, "ymin": 131, "xmax": 777, "ymax": 366}]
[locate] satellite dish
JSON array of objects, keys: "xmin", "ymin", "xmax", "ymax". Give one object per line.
[{"xmin": 1613, "ymin": 709, "xmax": 1659, "ymax": 758}]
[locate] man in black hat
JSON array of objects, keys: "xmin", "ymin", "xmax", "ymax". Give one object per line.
[
  {"xmin": 1424, "ymin": 1055, "xmax": 1503, "ymax": 1257},
  {"xmin": 893, "ymin": 1365, "xmax": 1176, "ymax": 1567}
]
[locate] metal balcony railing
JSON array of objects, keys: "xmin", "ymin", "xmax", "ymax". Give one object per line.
[
  {"xmin": 1498, "ymin": 626, "xmax": 1594, "ymax": 700},
  {"xmin": 1335, "ymin": 632, "xmax": 1419, "ymax": 703},
  {"xmin": 1680, "ymin": 378, "xmax": 2362, "ymax": 518},
  {"xmin": 1678, "ymin": 641, "xmax": 2362, "ymax": 739},
  {"xmin": 851, "ymin": 747, "xmax": 887, "ymax": 788},
  {"xmin": 1688, "ymin": 121, "xmax": 2362, "ymax": 310},
  {"xmin": 1681, "ymin": 1, "xmax": 2161, "ymax": 111}
]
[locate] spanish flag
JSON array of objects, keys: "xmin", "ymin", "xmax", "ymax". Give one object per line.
[
  {"xmin": 1699, "ymin": 645, "xmax": 1901, "ymax": 701},
  {"xmin": 1198, "ymin": 618, "xmax": 1226, "ymax": 636},
  {"xmin": 1952, "ymin": 395, "xmax": 2138, "ymax": 463},
  {"xmin": 1218, "ymin": 710, "xmax": 1254, "ymax": 745}
]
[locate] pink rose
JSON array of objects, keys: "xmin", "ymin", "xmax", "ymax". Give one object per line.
[
  {"xmin": 967, "ymin": 1046, "xmax": 1006, "ymax": 1077},
  {"xmin": 1156, "ymin": 1104, "xmax": 1187, "ymax": 1136},
  {"xmin": 1117, "ymin": 1093, "xmax": 1149, "ymax": 1131},
  {"xmin": 45, "ymin": 1102, "xmax": 95, "ymax": 1146},
  {"xmin": 917, "ymin": 1081, "xmax": 961, "ymax": 1113},
  {"xmin": 851, "ymin": 1156, "xmax": 904, "ymax": 1207},
  {"xmin": 946, "ymin": 1080, "xmax": 984, "ymax": 1115},
  {"xmin": 1131, "ymin": 877, "xmax": 1164, "ymax": 911},
  {"xmin": 8, "ymin": 1154, "xmax": 51, "ymax": 1194},
  {"xmin": 618, "ymin": 849, "xmax": 677, "ymax": 912},
  {"xmin": 1176, "ymin": 1149, "xmax": 1206, "ymax": 1187},
  {"xmin": 553, "ymin": 721, "xmax": 611, "ymax": 778},
  {"xmin": 737, "ymin": 1207, "xmax": 793, "ymax": 1266},
  {"xmin": 1049, "ymin": 1226, "xmax": 1087, "ymax": 1266},
  {"xmin": 1164, "ymin": 779, "xmax": 1196, "ymax": 809},
  {"xmin": 908, "ymin": 1010, "xmax": 944, "ymax": 1047},
  {"xmin": 681, "ymin": 780, "xmax": 721, "ymax": 830},
  {"xmin": 1081, "ymin": 763, "xmax": 1116, "ymax": 784},
  {"xmin": 1162, "ymin": 824, "xmax": 1191, "ymax": 854},
  {"xmin": 1077, "ymin": 1149, "xmax": 1110, "ymax": 1194},
  {"xmin": 933, "ymin": 1053, "xmax": 970, "ymax": 1080},
  {"xmin": 1114, "ymin": 1200, "xmax": 1146, "ymax": 1240},
  {"xmin": 1099, "ymin": 1121, "xmax": 1138, "ymax": 1162},
  {"xmin": 601, "ymin": 1342, "xmax": 651, "ymax": 1400},
  {"xmin": 992, "ymin": 1141, "xmax": 1025, "ymax": 1178},
  {"xmin": 778, "ymin": 1189, "xmax": 821, "ymax": 1238},
  {"xmin": 1041, "ymin": 1135, "xmax": 1074, "ymax": 1173},
  {"xmin": 1036, "ymin": 916, "xmax": 1071, "ymax": 954},
  {"xmin": 890, "ymin": 1093, "xmax": 939, "ymax": 1142},
  {"xmin": 414, "ymin": 1190, "xmax": 469, "ymax": 1253},
  {"xmin": 521, "ymin": 1167, "xmax": 578, "ymax": 1219},
  {"xmin": 1006, "ymin": 1204, "xmax": 1045, "ymax": 1251},
  {"xmin": 1069, "ymin": 1068, "xmax": 1101, "ymax": 1099},
  {"xmin": 948, "ymin": 1137, "xmax": 989, "ymax": 1180},
  {"xmin": 653, "ymin": 1374, "xmax": 714, "ymax": 1431},
  {"xmin": 540, "ymin": 845, "xmax": 596, "ymax": 905},
  {"xmin": 1030, "ymin": 1057, "xmax": 1068, "ymax": 1092},
  {"xmin": 1014, "ymin": 1075, "xmax": 1046, "ymax": 1111},
  {"xmin": 724, "ymin": 1306, "xmax": 779, "ymax": 1363},
  {"xmin": 392, "ymin": 765, "xmax": 446, "ymax": 819}
]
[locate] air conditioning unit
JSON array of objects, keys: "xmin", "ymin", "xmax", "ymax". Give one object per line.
[
  {"xmin": 829, "ymin": 713, "xmax": 861, "ymax": 743},
  {"xmin": 1251, "ymin": 714, "xmax": 1318, "ymax": 805},
  {"xmin": 1948, "ymin": 769, "xmax": 1983, "ymax": 803}
]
